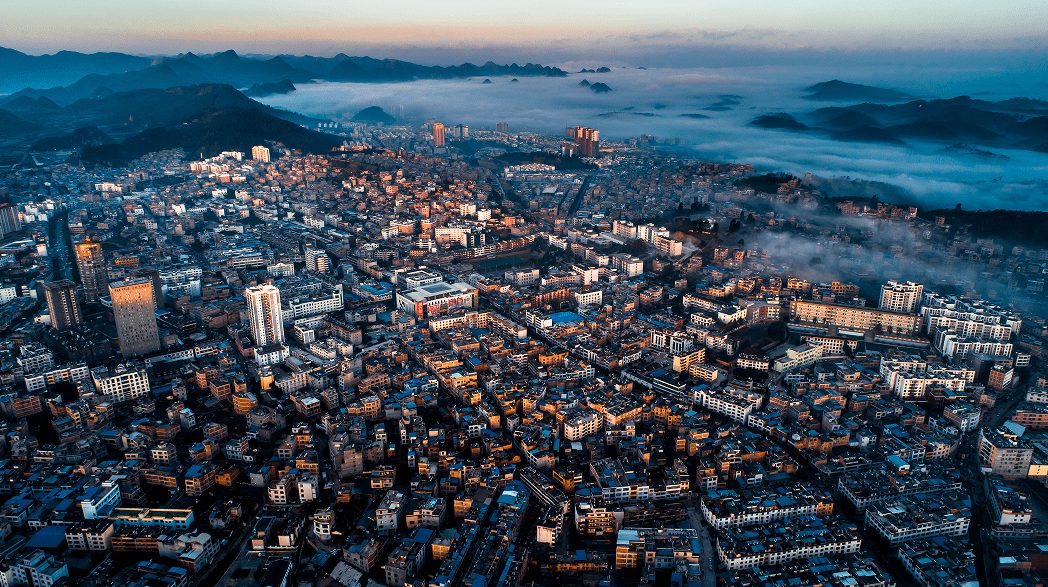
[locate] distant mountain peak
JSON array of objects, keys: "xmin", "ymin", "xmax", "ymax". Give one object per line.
[
  {"xmin": 803, "ymin": 80, "xmax": 911, "ymax": 102},
  {"xmin": 350, "ymin": 106, "xmax": 395, "ymax": 124}
]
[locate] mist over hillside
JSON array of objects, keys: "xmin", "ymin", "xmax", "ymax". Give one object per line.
[
  {"xmin": 256, "ymin": 65, "xmax": 1048, "ymax": 211},
  {"xmin": 3, "ymin": 48, "xmax": 1046, "ymax": 211}
]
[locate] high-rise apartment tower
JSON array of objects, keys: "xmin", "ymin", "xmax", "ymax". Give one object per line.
[
  {"xmin": 245, "ymin": 284, "xmax": 284, "ymax": 347},
  {"xmin": 43, "ymin": 280, "xmax": 81, "ymax": 331},
  {"xmin": 432, "ymin": 123, "xmax": 445, "ymax": 148},
  {"xmin": 110, "ymin": 278, "xmax": 161, "ymax": 357},
  {"xmin": 75, "ymin": 239, "xmax": 108, "ymax": 304}
]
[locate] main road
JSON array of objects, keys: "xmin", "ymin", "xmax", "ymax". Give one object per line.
[
  {"xmin": 567, "ymin": 174, "xmax": 592, "ymax": 217},
  {"xmin": 685, "ymin": 501, "xmax": 717, "ymax": 587},
  {"xmin": 48, "ymin": 209, "xmax": 76, "ymax": 282}
]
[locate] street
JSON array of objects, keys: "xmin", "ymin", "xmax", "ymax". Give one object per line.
[{"xmin": 685, "ymin": 502, "xmax": 717, "ymax": 587}]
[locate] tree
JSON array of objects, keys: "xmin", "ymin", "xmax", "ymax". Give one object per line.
[
  {"xmin": 671, "ymin": 294, "xmax": 685, "ymax": 315},
  {"xmin": 768, "ymin": 321, "xmax": 788, "ymax": 340}
]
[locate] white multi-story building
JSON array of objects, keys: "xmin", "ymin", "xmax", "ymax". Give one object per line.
[
  {"xmin": 505, "ymin": 269, "xmax": 539, "ymax": 287},
  {"xmin": 251, "ymin": 145, "xmax": 271, "ymax": 163},
  {"xmin": 267, "ymin": 475, "xmax": 295, "ymax": 505},
  {"xmin": 395, "ymin": 282, "xmax": 477, "ymax": 319},
  {"xmin": 800, "ymin": 336, "xmax": 846, "ymax": 355},
  {"xmin": 286, "ymin": 285, "xmax": 343, "ymax": 319},
  {"xmin": 716, "ymin": 516, "xmax": 861, "ymax": 570},
  {"xmin": 773, "ymin": 344, "xmax": 822, "ymax": 373},
  {"xmin": 564, "ymin": 410, "xmax": 603, "ymax": 441},
  {"xmin": 864, "ymin": 494, "xmax": 970, "ymax": 546},
  {"xmin": 18, "ymin": 344, "xmax": 53, "ymax": 373},
  {"xmin": 90, "ymin": 363, "xmax": 150, "ymax": 404},
  {"xmin": 700, "ymin": 485, "xmax": 834, "ymax": 530},
  {"xmin": 653, "ymin": 235, "xmax": 683, "ymax": 257},
  {"xmin": 24, "ymin": 362, "xmax": 90, "ymax": 393},
  {"xmin": 612, "ymin": 254, "xmax": 644, "ymax": 278},
  {"xmin": 573, "ymin": 289, "xmax": 603, "ymax": 307},
  {"xmin": 612, "ymin": 220, "xmax": 637, "ymax": 240},
  {"xmin": 880, "ymin": 281, "xmax": 924, "ymax": 313},
  {"xmin": 650, "ymin": 330, "xmax": 693, "ymax": 355},
  {"xmin": 246, "ymin": 283, "xmax": 285, "ymax": 346},
  {"xmin": 879, "ymin": 355, "xmax": 974, "ymax": 400},
  {"xmin": 313, "ymin": 509, "xmax": 334, "ymax": 540},
  {"xmin": 80, "ymin": 479, "xmax": 122, "ymax": 519},
  {"xmin": 268, "ymin": 262, "xmax": 295, "ymax": 277},
  {"xmin": 297, "ymin": 472, "xmax": 319, "ymax": 502},
  {"xmin": 166, "ymin": 531, "xmax": 219, "ymax": 572},
  {"xmin": 695, "ymin": 388, "xmax": 758, "ymax": 423},
  {"xmin": 922, "ymin": 292, "xmax": 1021, "ymax": 339},
  {"xmin": 376, "ymin": 490, "xmax": 406, "ymax": 533},
  {"xmin": 305, "ymin": 248, "xmax": 330, "ymax": 273},
  {"xmin": 1026, "ymin": 388, "xmax": 1048, "ymax": 404},
  {"xmin": 401, "ymin": 270, "xmax": 443, "ymax": 289},
  {"xmin": 934, "ymin": 331, "xmax": 1013, "ymax": 359},
  {"xmin": 944, "ymin": 402, "xmax": 982, "ymax": 433},
  {"xmin": 6, "ymin": 550, "xmax": 69, "ymax": 587}
]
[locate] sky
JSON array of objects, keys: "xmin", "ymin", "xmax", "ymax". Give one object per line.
[{"xmin": 3, "ymin": 0, "xmax": 1047, "ymax": 64}]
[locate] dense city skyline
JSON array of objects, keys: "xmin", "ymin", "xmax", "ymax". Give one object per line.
[{"xmin": 0, "ymin": 3, "xmax": 1047, "ymax": 587}]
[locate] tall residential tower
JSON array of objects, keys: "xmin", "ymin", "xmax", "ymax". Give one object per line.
[
  {"xmin": 75, "ymin": 239, "xmax": 108, "ymax": 304},
  {"xmin": 432, "ymin": 123, "xmax": 445, "ymax": 148},
  {"xmin": 246, "ymin": 284, "xmax": 284, "ymax": 346},
  {"xmin": 246, "ymin": 284, "xmax": 287, "ymax": 366},
  {"xmin": 43, "ymin": 280, "xmax": 81, "ymax": 331},
  {"xmin": 110, "ymin": 278, "xmax": 161, "ymax": 357}
]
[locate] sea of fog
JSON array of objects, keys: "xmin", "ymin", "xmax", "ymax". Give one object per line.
[{"xmin": 257, "ymin": 65, "xmax": 1048, "ymax": 211}]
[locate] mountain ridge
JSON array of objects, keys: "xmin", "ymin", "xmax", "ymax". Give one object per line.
[
  {"xmin": 78, "ymin": 106, "xmax": 342, "ymax": 167},
  {"xmin": 0, "ymin": 46, "xmax": 569, "ymax": 103}
]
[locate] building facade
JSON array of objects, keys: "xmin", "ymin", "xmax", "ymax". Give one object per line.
[
  {"xmin": 110, "ymin": 278, "xmax": 161, "ymax": 357},
  {"xmin": 43, "ymin": 279, "xmax": 82, "ymax": 331},
  {"xmin": 75, "ymin": 240, "xmax": 108, "ymax": 303}
]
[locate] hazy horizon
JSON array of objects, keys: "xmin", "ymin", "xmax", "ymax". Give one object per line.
[
  {"xmin": 257, "ymin": 65, "xmax": 1048, "ymax": 211},
  {"xmin": 3, "ymin": 1, "xmax": 1046, "ymax": 211},
  {"xmin": 3, "ymin": 0, "xmax": 1047, "ymax": 68}
]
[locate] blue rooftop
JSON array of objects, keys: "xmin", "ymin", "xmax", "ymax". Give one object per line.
[
  {"xmin": 27, "ymin": 525, "xmax": 66, "ymax": 549},
  {"xmin": 548, "ymin": 311, "xmax": 584, "ymax": 324}
]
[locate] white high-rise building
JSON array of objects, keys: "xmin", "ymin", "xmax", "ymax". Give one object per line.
[
  {"xmin": 251, "ymin": 145, "xmax": 271, "ymax": 163},
  {"xmin": 245, "ymin": 284, "xmax": 284, "ymax": 347},
  {"xmin": 305, "ymin": 248, "xmax": 330, "ymax": 273},
  {"xmin": 879, "ymin": 281, "xmax": 924, "ymax": 314}
]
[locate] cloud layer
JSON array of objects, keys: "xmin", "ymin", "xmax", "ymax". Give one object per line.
[{"xmin": 259, "ymin": 65, "xmax": 1048, "ymax": 211}]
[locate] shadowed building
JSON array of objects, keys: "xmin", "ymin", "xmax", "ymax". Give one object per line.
[
  {"xmin": 43, "ymin": 280, "xmax": 82, "ymax": 331},
  {"xmin": 130, "ymin": 266, "xmax": 164, "ymax": 309},
  {"xmin": 110, "ymin": 278, "xmax": 161, "ymax": 357}
]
